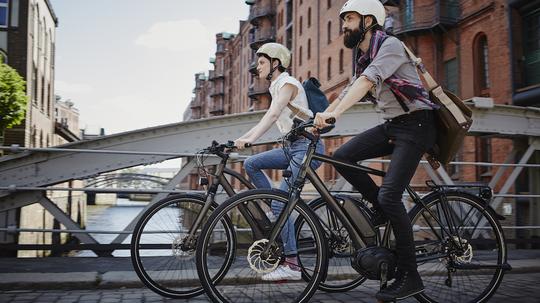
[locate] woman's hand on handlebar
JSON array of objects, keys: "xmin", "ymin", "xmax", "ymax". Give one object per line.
[
  {"xmin": 234, "ymin": 138, "xmax": 252, "ymax": 150},
  {"xmin": 314, "ymin": 112, "xmax": 337, "ymax": 128}
]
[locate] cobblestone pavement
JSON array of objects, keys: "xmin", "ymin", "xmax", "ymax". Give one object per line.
[{"xmin": 0, "ymin": 272, "xmax": 538, "ymax": 303}]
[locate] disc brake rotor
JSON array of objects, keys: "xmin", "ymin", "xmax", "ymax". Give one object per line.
[
  {"xmin": 172, "ymin": 236, "xmax": 195, "ymax": 260},
  {"xmin": 247, "ymin": 239, "xmax": 281, "ymax": 274},
  {"xmin": 453, "ymin": 237, "xmax": 473, "ymax": 263}
]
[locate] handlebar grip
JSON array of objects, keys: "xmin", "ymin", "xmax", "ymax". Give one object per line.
[{"xmin": 325, "ymin": 117, "xmax": 336, "ymax": 124}]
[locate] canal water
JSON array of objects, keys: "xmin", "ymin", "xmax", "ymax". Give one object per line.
[{"xmin": 77, "ymin": 198, "xmax": 146, "ymax": 257}]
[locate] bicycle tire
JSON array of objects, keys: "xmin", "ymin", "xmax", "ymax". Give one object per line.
[
  {"xmin": 130, "ymin": 194, "xmax": 236, "ymax": 299},
  {"xmin": 408, "ymin": 191, "xmax": 507, "ymax": 303},
  {"xmin": 196, "ymin": 189, "xmax": 328, "ymax": 303}
]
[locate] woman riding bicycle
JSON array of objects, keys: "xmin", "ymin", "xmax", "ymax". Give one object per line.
[
  {"xmin": 315, "ymin": 0, "xmax": 439, "ymax": 301},
  {"xmin": 234, "ymin": 42, "xmax": 324, "ymax": 281}
]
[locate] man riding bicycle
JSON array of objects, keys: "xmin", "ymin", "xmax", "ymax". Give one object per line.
[{"xmin": 314, "ymin": 0, "xmax": 439, "ymax": 301}]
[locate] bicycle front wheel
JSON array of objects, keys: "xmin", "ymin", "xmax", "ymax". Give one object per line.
[
  {"xmin": 409, "ymin": 192, "xmax": 507, "ymax": 303},
  {"xmin": 130, "ymin": 194, "xmax": 235, "ymax": 299},
  {"xmin": 197, "ymin": 189, "xmax": 328, "ymax": 303}
]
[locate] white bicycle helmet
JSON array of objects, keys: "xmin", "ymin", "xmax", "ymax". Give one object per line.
[
  {"xmin": 256, "ymin": 43, "xmax": 291, "ymax": 69},
  {"xmin": 256, "ymin": 43, "xmax": 291, "ymax": 80},
  {"xmin": 339, "ymin": 0, "xmax": 386, "ymax": 25}
]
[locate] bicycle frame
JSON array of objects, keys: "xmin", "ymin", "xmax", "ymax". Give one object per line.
[
  {"xmin": 183, "ymin": 150, "xmax": 272, "ymax": 248},
  {"xmin": 262, "ymin": 135, "xmax": 467, "ymax": 256}
]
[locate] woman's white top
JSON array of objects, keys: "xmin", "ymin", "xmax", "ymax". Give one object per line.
[{"xmin": 269, "ymin": 72, "xmax": 313, "ymax": 135}]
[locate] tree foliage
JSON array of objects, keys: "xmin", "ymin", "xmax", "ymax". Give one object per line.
[{"xmin": 0, "ymin": 62, "xmax": 28, "ymax": 130}]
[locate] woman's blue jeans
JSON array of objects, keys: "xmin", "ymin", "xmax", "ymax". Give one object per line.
[{"xmin": 244, "ymin": 138, "xmax": 324, "ymax": 255}]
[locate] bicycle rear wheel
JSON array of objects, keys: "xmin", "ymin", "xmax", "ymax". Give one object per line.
[
  {"xmin": 197, "ymin": 189, "xmax": 328, "ymax": 303},
  {"xmin": 130, "ymin": 194, "xmax": 235, "ymax": 299},
  {"xmin": 408, "ymin": 192, "xmax": 507, "ymax": 303},
  {"xmin": 296, "ymin": 196, "xmax": 368, "ymax": 292}
]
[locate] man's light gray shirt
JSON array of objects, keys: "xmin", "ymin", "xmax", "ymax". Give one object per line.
[{"xmin": 339, "ymin": 36, "xmax": 432, "ymax": 119}]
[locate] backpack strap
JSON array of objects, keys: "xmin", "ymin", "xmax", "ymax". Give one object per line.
[
  {"xmin": 401, "ymin": 42, "xmax": 469, "ymax": 125},
  {"xmin": 401, "ymin": 42, "xmax": 438, "ymax": 90},
  {"xmin": 287, "ymin": 103, "xmax": 311, "ymax": 121}
]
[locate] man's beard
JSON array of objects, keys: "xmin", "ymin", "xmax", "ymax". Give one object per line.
[{"xmin": 343, "ymin": 28, "xmax": 364, "ymax": 49}]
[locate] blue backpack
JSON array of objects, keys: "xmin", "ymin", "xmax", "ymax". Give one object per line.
[{"xmin": 302, "ymin": 77, "xmax": 329, "ymax": 115}]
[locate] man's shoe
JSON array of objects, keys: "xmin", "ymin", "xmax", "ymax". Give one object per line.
[
  {"xmin": 375, "ymin": 270, "xmax": 424, "ymax": 301},
  {"xmin": 371, "ymin": 208, "xmax": 388, "ymax": 227},
  {"xmin": 261, "ymin": 265, "xmax": 302, "ymax": 281}
]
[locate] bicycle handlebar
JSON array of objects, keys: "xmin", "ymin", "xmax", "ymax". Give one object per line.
[{"xmin": 280, "ymin": 118, "xmax": 335, "ymax": 144}]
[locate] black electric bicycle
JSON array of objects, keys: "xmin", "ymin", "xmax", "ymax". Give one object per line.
[
  {"xmin": 131, "ymin": 141, "xmax": 270, "ymax": 299},
  {"xmin": 196, "ymin": 120, "xmax": 510, "ymax": 303}
]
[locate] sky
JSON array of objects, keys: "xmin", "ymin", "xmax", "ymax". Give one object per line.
[{"xmin": 50, "ymin": 0, "xmax": 250, "ymax": 135}]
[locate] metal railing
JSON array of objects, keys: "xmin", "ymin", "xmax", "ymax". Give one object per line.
[
  {"xmin": 394, "ymin": 1, "xmax": 460, "ymax": 34},
  {"xmin": 0, "ymin": 144, "xmax": 538, "ymax": 252}
]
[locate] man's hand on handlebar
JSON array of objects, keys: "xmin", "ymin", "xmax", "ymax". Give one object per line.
[{"xmin": 314, "ymin": 112, "xmax": 337, "ymax": 128}]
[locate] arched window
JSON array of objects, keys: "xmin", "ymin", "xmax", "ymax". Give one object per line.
[
  {"xmin": 307, "ymin": 39, "xmax": 311, "ymax": 59},
  {"xmin": 307, "ymin": 70, "xmax": 311, "ymax": 78},
  {"xmin": 327, "ymin": 0, "xmax": 332, "ymax": 9},
  {"xmin": 339, "ymin": 49, "xmax": 344, "ymax": 74},
  {"xmin": 299, "ymin": 16, "xmax": 303, "ymax": 35},
  {"xmin": 327, "ymin": 21, "xmax": 332, "ymax": 44},
  {"xmin": 474, "ymin": 33, "xmax": 490, "ymax": 96},
  {"xmin": 299, "ymin": 46, "xmax": 303, "ymax": 66},
  {"xmin": 327, "ymin": 57, "xmax": 332, "ymax": 80},
  {"xmin": 308, "ymin": 7, "xmax": 312, "ymax": 28}
]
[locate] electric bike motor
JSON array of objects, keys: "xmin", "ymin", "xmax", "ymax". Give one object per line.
[{"xmin": 353, "ymin": 246, "xmax": 397, "ymax": 281}]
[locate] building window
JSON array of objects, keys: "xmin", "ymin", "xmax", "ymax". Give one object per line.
[
  {"xmin": 339, "ymin": 18, "xmax": 343, "ymax": 34},
  {"xmin": 307, "ymin": 39, "xmax": 311, "ymax": 59},
  {"xmin": 327, "ymin": 0, "xmax": 332, "ymax": 9},
  {"xmin": 308, "ymin": 7, "xmax": 311, "ymax": 28},
  {"xmin": 299, "ymin": 16, "xmax": 303, "ymax": 35},
  {"xmin": 41, "ymin": 76, "xmax": 45, "ymax": 111},
  {"xmin": 523, "ymin": 9, "xmax": 540, "ymax": 87},
  {"xmin": 474, "ymin": 34, "xmax": 490, "ymax": 96},
  {"xmin": 444, "ymin": 58, "xmax": 458, "ymax": 95},
  {"xmin": 286, "ymin": 27, "xmax": 293, "ymax": 51},
  {"xmin": 0, "ymin": 0, "xmax": 7, "ymax": 28},
  {"xmin": 327, "ymin": 57, "xmax": 332, "ymax": 80},
  {"xmin": 299, "ymin": 46, "xmax": 303, "ymax": 66},
  {"xmin": 405, "ymin": 0, "xmax": 414, "ymax": 26},
  {"xmin": 327, "ymin": 21, "xmax": 332, "ymax": 44},
  {"xmin": 286, "ymin": 0, "xmax": 293, "ymax": 25},
  {"xmin": 32, "ymin": 66, "xmax": 38, "ymax": 104},
  {"xmin": 307, "ymin": 70, "xmax": 311, "ymax": 78},
  {"xmin": 339, "ymin": 49, "xmax": 344, "ymax": 74}
]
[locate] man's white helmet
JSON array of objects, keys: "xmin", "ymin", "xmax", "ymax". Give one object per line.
[
  {"xmin": 339, "ymin": 0, "xmax": 386, "ymax": 25},
  {"xmin": 256, "ymin": 43, "xmax": 291, "ymax": 69}
]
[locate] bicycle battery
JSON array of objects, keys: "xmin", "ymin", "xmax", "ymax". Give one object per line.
[{"xmin": 337, "ymin": 195, "xmax": 377, "ymax": 245}]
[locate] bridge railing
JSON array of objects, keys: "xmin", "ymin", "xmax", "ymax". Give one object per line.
[{"xmin": 0, "ymin": 144, "xmax": 538, "ymax": 254}]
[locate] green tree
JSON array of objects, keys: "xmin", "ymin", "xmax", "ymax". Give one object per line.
[{"xmin": 0, "ymin": 60, "xmax": 28, "ymax": 153}]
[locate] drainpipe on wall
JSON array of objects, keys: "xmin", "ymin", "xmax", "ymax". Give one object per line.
[{"xmin": 317, "ymin": 0, "xmax": 320, "ymax": 79}]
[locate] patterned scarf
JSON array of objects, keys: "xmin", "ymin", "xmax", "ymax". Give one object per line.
[{"xmin": 355, "ymin": 30, "xmax": 439, "ymax": 110}]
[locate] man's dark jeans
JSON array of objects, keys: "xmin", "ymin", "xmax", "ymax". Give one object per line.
[{"xmin": 333, "ymin": 110, "xmax": 437, "ymax": 271}]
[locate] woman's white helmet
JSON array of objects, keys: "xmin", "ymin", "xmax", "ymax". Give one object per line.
[
  {"xmin": 256, "ymin": 43, "xmax": 291, "ymax": 69},
  {"xmin": 339, "ymin": 0, "xmax": 386, "ymax": 25}
]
